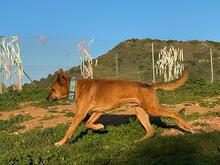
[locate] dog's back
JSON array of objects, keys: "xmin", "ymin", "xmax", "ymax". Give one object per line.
[{"xmin": 75, "ymin": 78, "xmax": 155, "ymax": 111}]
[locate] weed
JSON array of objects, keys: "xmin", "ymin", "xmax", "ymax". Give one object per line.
[
  {"xmin": 201, "ymin": 111, "xmax": 220, "ymax": 118},
  {"xmin": 193, "ymin": 122, "xmax": 209, "ymax": 127},
  {"xmin": 199, "ymin": 98, "xmax": 220, "ymax": 108},
  {"xmin": 48, "ymin": 108, "xmax": 58, "ymax": 113},
  {"xmin": 0, "ymin": 114, "xmax": 33, "ymax": 133},
  {"xmin": 40, "ymin": 114, "xmax": 57, "ymax": 121},
  {"xmin": 31, "ymin": 99, "xmax": 69, "ymax": 109},
  {"xmin": 64, "ymin": 111, "xmax": 75, "ymax": 117},
  {"xmin": 60, "ymin": 109, "xmax": 71, "ymax": 114}
]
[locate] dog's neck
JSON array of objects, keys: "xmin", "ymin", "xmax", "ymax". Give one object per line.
[{"xmin": 60, "ymin": 77, "xmax": 71, "ymax": 99}]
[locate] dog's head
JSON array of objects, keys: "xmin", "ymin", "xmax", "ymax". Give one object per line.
[{"xmin": 47, "ymin": 69, "xmax": 70, "ymax": 101}]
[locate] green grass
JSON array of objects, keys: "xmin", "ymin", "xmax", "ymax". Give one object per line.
[
  {"xmin": 0, "ymin": 86, "xmax": 69, "ymax": 111},
  {"xmin": 157, "ymin": 78, "xmax": 220, "ymax": 105},
  {"xmin": 31, "ymin": 99, "xmax": 70, "ymax": 109},
  {"xmin": 0, "ymin": 120, "xmax": 219, "ymax": 164},
  {"xmin": 0, "ymin": 114, "xmax": 33, "ymax": 133},
  {"xmin": 163, "ymin": 109, "xmax": 220, "ymax": 126},
  {"xmin": 40, "ymin": 114, "xmax": 57, "ymax": 121},
  {"xmin": 0, "ymin": 86, "xmax": 50, "ymax": 111},
  {"xmin": 48, "ymin": 108, "xmax": 59, "ymax": 113},
  {"xmin": 201, "ymin": 111, "xmax": 220, "ymax": 118},
  {"xmin": 64, "ymin": 111, "xmax": 75, "ymax": 117},
  {"xmin": 199, "ymin": 98, "xmax": 220, "ymax": 108},
  {"xmin": 193, "ymin": 122, "xmax": 209, "ymax": 127}
]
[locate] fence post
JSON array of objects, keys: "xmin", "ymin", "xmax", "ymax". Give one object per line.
[
  {"xmin": 152, "ymin": 43, "xmax": 155, "ymax": 83},
  {"xmin": 0, "ymin": 54, "xmax": 2, "ymax": 94},
  {"xmin": 210, "ymin": 48, "xmax": 214, "ymax": 83}
]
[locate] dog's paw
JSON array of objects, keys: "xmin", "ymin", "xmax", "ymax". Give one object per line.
[
  {"xmin": 190, "ymin": 129, "xmax": 199, "ymax": 134},
  {"xmin": 96, "ymin": 124, "xmax": 104, "ymax": 130},
  {"xmin": 55, "ymin": 141, "xmax": 64, "ymax": 147}
]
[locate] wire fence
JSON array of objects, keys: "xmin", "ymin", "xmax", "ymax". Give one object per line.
[{"xmin": 0, "ymin": 37, "xmax": 220, "ymax": 93}]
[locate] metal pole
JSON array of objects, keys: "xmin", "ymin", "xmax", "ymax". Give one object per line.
[
  {"xmin": 152, "ymin": 43, "xmax": 155, "ymax": 83},
  {"xmin": 23, "ymin": 70, "xmax": 37, "ymax": 86},
  {"xmin": 0, "ymin": 37, "xmax": 2, "ymax": 93},
  {"xmin": 210, "ymin": 48, "xmax": 214, "ymax": 83},
  {"xmin": 0, "ymin": 55, "xmax": 2, "ymax": 94}
]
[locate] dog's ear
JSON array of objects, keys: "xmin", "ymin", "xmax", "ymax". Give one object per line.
[{"xmin": 57, "ymin": 68, "xmax": 64, "ymax": 82}]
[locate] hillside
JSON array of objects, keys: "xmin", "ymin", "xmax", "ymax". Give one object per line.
[{"xmin": 34, "ymin": 39, "xmax": 220, "ymax": 88}]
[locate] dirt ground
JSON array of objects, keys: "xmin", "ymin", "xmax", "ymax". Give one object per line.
[{"xmin": 0, "ymin": 97, "xmax": 220, "ymax": 136}]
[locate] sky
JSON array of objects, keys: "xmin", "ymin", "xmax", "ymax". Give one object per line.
[{"xmin": 0, "ymin": 0, "xmax": 220, "ymax": 83}]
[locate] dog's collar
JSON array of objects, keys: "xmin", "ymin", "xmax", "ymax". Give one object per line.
[{"xmin": 68, "ymin": 76, "xmax": 76, "ymax": 100}]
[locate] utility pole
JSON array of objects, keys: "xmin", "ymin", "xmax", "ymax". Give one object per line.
[
  {"xmin": 210, "ymin": 48, "xmax": 214, "ymax": 83},
  {"xmin": 152, "ymin": 43, "xmax": 155, "ymax": 83}
]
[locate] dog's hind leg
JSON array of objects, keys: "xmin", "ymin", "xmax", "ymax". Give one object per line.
[
  {"xmin": 146, "ymin": 103, "xmax": 192, "ymax": 132},
  {"xmin": 86, "ymin": 112, "xmax": 104, "ymax": 130},
  {"xmin": 135, "ymin": 106, "xmax": 155, "ymax": 142},
  {"xmin": 158, "ymin": 108, "xmax": 192, "ymax": 131},
  {"xmin": 55, "ymin": 103, "xmax": 90, "ymax": 146}
]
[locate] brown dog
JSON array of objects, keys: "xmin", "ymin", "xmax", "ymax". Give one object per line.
[{"xmin": 48, "ymin": 69, "xmax": 192, "ymax": 146}]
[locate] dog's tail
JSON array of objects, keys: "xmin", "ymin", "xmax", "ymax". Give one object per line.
[{"xmin": 152, "ymin": 69, "xmax": 188, "ymax": 91}]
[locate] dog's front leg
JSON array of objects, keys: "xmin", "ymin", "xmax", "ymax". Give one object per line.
[
  {"xmin": 55, "ymin": 112, "xmax": 86, "ymax": 146},
  {"xmin": 86, "ymin": 112, "xmax": 104, "ymax": 130}
]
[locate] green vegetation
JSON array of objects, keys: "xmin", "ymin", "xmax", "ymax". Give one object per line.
[
  {"xmin": 157, "ymin": 78, "xmax": 220, "ymax": 105},
  {"xmin": 0, "ymin": 86, "xmax": 50, "ymax": 111},
  {"xmin": 40, "ymin": 114, "xmax": 57, "ymax": 121},
  {"xmin": 48, "ymin": 108, "xmax": 58, "ymax": 113},
  {"xmin": 0, "ymin": 114, "xmax": 33, "ymax": 133},
  {"xmin": 163, "ymin": 109, "xmax": 220, "ymax": 126},
  {"xmin": 31, "ymin": 99, "xmax": 70, "ymax": 109},
  {"xmin": 201, "ymin": 111, "xmax": 220, "ymax": 118},
  {"xmin": 199, "ymin": 98, "xmax": 220, "ymax": 108},
  {"xmin": 193, "ymin": 122, "xmax": 209, "ymax": 127},
  {"xmin": 0, "ymin": 120, "xmax": 219, "ymax": 164},
  {"xmin": 0, "ymin": 85, "xmax": 69, "ymax": 112},
  {"xmin": 64, "ymin": 111, "xmax": 75, "ymax": 117}
]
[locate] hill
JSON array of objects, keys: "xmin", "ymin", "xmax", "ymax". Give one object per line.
[{"xmin": 33, "ymin": 38, "xmax": 220, "ymax": 88}]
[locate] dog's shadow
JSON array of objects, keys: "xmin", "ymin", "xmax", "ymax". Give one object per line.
[
  {"xmin": 69, "ymin": 114, "xmax": 189, "ymax": 144},
  {"xmin": 95, "ymin": 115, "xmax": 187, "ymax": 132}
]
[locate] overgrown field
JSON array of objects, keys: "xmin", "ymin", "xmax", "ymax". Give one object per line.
[{"xmin": 0, "ymin": 78, "xmax": 220, "ymax": 164}]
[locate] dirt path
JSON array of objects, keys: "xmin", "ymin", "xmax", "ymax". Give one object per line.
[{"xmin": 0, "ymin": 99, "xmax": 219, "ymax": 135}]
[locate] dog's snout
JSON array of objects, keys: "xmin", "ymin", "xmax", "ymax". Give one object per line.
[
  {"xmin": 47, "ymin": 94, "xmax": 54, "ymax": 101},
  {"xmin": 47, "ymin": 93, "xmax": 58, "ymax": 101}
]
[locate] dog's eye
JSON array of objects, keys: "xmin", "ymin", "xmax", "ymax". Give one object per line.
[{"xmin": 52, "ymin": 88, "xmax": 55, "ymax": 91}]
